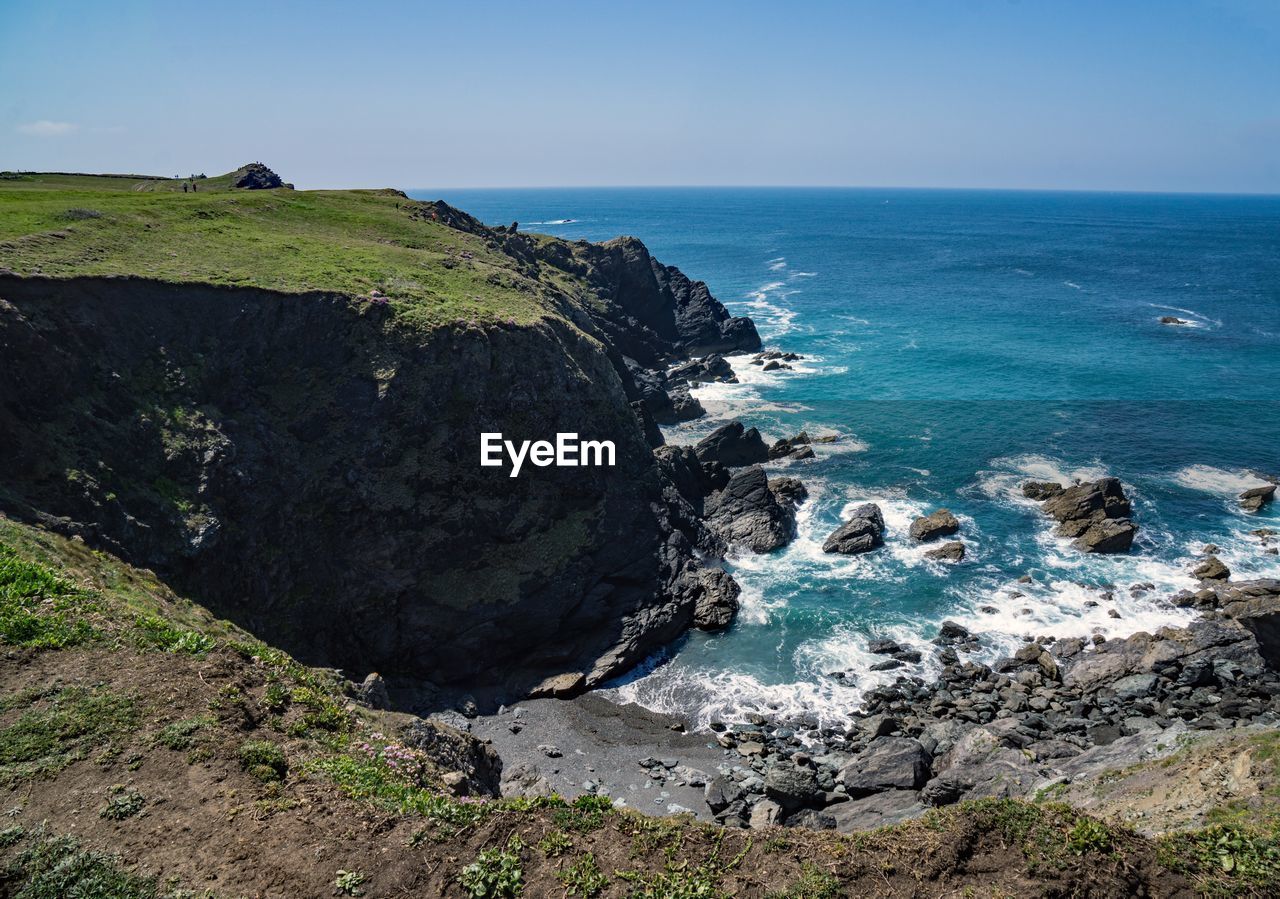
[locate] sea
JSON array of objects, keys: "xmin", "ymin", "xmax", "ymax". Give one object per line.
[{"xmin": 416, "ymin": 187, "xmax": 1280, "ymax": 731}]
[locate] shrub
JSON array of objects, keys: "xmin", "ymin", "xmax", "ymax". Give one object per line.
[
  {"xmin": 100, "ymin": 791, "xmax": 145, "ymax": 820},
  {"xmin": 238, "ymin": 740, "xmax": 288, "ymax": 782},
  {"xmin": 559, "ymin": 852, "xmax": 608, "ymax": 897},
  {"xmin": 459, "ymin": 847, "xmax": 523, "ymax": 898}
]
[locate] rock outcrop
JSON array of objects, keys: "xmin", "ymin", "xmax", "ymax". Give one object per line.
[
  {"xmin": 1026, "ymin": 477, "xmax": 1137, "ymax": 553},
  {"xmin": 230, "ymin": 162, "xmax": 287, "ymax": 190},
  {"xmin": 703, "ymin": 466, "xmax": 804, "ymax": 554},
  {"xmin": 909, "ymin": 509, "xmax": 959, "ymax": 542},
  {"xmin": 822, "ymin": 504, "xmax": 885, "ymax": 555},
  {"xmin": 1241, "ymin": 484, "xmax": 1277, "ymax": 512},
  {"xmin": 694, "ymin": 422, "xmax": 770, "ymax": 468},
  {"xmin": 0, "ymin": 214, "xmax": 759, "ymax": 708}
]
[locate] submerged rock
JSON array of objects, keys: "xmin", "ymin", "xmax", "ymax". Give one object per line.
[{"xmin": 822, "ymin": 503, "xmax": 885, "ymax": 554}]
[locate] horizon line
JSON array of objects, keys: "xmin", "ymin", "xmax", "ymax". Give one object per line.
[{"xmin": 403, "ymin": 183, "xmax": 1280, "ymax": 198}]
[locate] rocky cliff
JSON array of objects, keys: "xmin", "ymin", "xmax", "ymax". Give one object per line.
[{"xmin": 0, "ymin": 204, "xmax": 758, "ymax": 708}]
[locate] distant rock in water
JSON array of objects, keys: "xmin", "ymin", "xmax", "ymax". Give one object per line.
[
  {"xmin": 924, "ymin": 541, "xmax": 965, "ymax": 563},
  {"xmin": 694, "ymin": 421, "xmax": 770, "ymax": 467},
  {"xmin": 1159, "ymin": 315, "xmax": 1189, "ymax": 325},
  {"xmin": 231, "ymin": 162, "xmax": 287, "ymax": 190},
  {"xmin": 909, "ymin": 509, "xmax": 960, "ymax": 542},
  {"xmin": 1025, "ymin": 477, "xmax": 1137, "ymax": 554},
  {"xmin": 1241, "ymin": 484, "xmax": 1277, "ymax": 513},
  {"xmin": 823, "ymin": 503, "xmax": 885, "ymax": 554}
]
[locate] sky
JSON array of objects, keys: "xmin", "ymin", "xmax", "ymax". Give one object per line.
[{"xmin": 2, "ymin": 0, "xmax": 1279, "ymax": 192}]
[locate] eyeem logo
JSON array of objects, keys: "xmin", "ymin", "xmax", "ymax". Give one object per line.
[{"xmin": 480, "ymin": 433, "xmax": 616, "ymax": 478}]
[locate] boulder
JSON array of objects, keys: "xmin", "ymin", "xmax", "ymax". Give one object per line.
[
  {"xmin": 748, "ymin": 799, "xmax": 783, "ymax": 829},
  {"xmin": 1241, "ymin": 484, "xmax": 1277, "ymax": 513},
  {"xmin": 1030, "ymin": 477, "xmax": 1137, "ymax": 554},
  {"xmin": 924, "ymin": 541, "xmax": 965, "ymax": 563},
  {"xmin": 689, "ymin": 566, "xmax": 741, "ymax": 630},
  {"xmin": 354, "ymin": 672, "xmax": 391, "ymax": 710},
  {"xmin": 694, "ymin": 422, "xmax": 770, "ymax": 467},
  {"xmin": 1159, "ymin": 316, "xmax": 1189, "ymax": 325},
  {"xmin": 1193, "ymin": 555, "xmax": 1230, "ymax": 582},
  {"xmin": 837, "ymin": 737, "xmax": 932, "ymax": 797},
  {"xmin": 784, "ymin": 808, "xmax": 836, "ymax": 830},
  {"xmin": 829, "ymin": 790, "xmax": 926, "ymax": 832},
  {"xmin": 909, "ymin": 509, "xmax": 960, "ymax": 542},
  {"xmin": 1218, "ymin": 580, "xmax": 1280, "ymax": 667},
  {"xmin": 764, "ymin": 762, "xmax": 823, "ymax": 810},
  {"xmin": 822, "ymin": 503, "xmax": 885, "ymax": 555},
  {"xmin": 230, "ymin": 162, "xmax": 286, "ymax": 190},
  {"xmin": 703, "ymin": 466, "xmax": 797, "ymax": 553}
]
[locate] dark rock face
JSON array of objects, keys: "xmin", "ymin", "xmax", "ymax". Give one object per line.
[
  {"xmin": 573, "ymin": 235, "xmax": 760, "ymax": 365},
  {"xmin": 0, "ymin": 243, "xmax": 749, "ymax": 705},
  {"xmin": 822, "ymin": 504, "xmax": 885, "ymax": 554},
  {"xmin": 400, "ymin": 717, "xmax": 502, "ymax": 797},
  {"xmin": 703, "ymin": 466, "xmax": 799, "ymax": 554},
  {"xmin": 1159, "ymin": 315, "xmax": 1189, "ymax": 325},
  {"xmin": 230, "ymin": 162, "xmax": 286, "ymax": 189},
  {"xmin": 1241, "ymin": 484, "xmax": 1277, "ymax": 512},
  {"xmin": 694, "ymin": 422, "xmax": 770, "ymax": 467},
  {"xmin": 1028, "ymin": 477, "xmax": 1137, "ymax": 553},
  {"xmin": 909, "ymin": 509, "xmax": 959, "ymax": 542}
]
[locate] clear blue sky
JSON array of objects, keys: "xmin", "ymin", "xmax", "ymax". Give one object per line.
[{"xmin": 2, "ymin": 0, "xmax": 1278, "ymax": 192}]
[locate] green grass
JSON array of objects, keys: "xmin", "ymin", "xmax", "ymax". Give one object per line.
[
  {"xmin": 0, "ymin": 831, "xmax": 158, "ymax": 899},
  {"xmin": 0, "ymin": 686, "xmax": 140, "ymax": 784},
  {"xmin": 0, "ymin": 169, "xmax": 564, "ymax": 328},
  {"xmin": 0, "ymin": 544, "xmax": 99, "ymax": 649},
  {"xmin": 238, "ymin": 739, "xmax": 289, "ymax": 782}
]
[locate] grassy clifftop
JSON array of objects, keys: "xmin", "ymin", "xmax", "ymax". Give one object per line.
[{"xmin": 0, "ymin": 168, "xmax": 556, "ymax": 328}]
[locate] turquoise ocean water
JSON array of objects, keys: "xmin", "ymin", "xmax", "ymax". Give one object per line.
[{"xmin": 417, "ymin": 188, "xmax": 1280, "ymax": 729}]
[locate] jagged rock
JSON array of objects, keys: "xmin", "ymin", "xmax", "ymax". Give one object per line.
[
  {"xmin": 934, "ymin": 620, "xmax": 974, "ymax": 645},
  {"xmin": 1159, "ymin": 315, "xmax": 1189, "ymax": 325},
  {"xmin": 822, "ymin": 503, "xmax": 885, "ymax": 555},
  {"xmin": 703, "ymin": 466, "xmax": 797, "ymax": 553},
  {"xmin": 669, "ymin": 384, "xmax": 705, "ymax": 422},
  {"xmin": 704, "ymin": 775, "xmax": 745, "ymax": 815},
  {"xmin": 230, "ymin": 162, "xmax": 286, "ymax": 190},
  {"xmin": 1028, "ymin": 477, "xmax": 1137, "ymax": 553},
  {"xmin": 1217, "ymin": 579, "xmax": 1280, "ymax": 666},
  {"xmin": 688, "ymin": 566, "xmax": 741, "ymax": 630},
  {"xmin": 354, "ymin": 672, "xmax": 391, "ymax": 710},
  {"xmin": 1193, "ymin": 555, "xmax": 1230, "ymax": 581},
  {"xmin": 669, "ymin": 354, "xmax": 735, "ymax": 385},
  {"xmin": 837, "ymin": 737, "xmax": 932, "ymax": 797},
  {"xmin": 924, "ymin": 541, "xmax": 965, "ymax": 563},
  {"xmin": 769, "ymin": 476, "xmax": 808, "ymax": 507},
  {"xmin": 694, "ymin": 422, "xmax": 770, "ymax": 467},
  {"xmin": 1241, "ymin": 484, "xmax": 1277, "ymax": 512},
  {"xmin": 909, "ymin": 509, "xmax": 960, "ymax": 542}
]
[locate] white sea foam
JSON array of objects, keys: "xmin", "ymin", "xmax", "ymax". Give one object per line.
[
  {"xmin": 1149, "ymin": 304, "xmax": 1223, "ymax": 329},
  {"xmin": 767, "ymin": 257, "xmax": 788, "ymax": 271},
  {"xmin": 1173, "ymin": 464, "xmax": 1272, "ymax": 496},
  {"xmin": 1064, "ymin": 281, "xmax": 1082, "ymax": 290}
]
